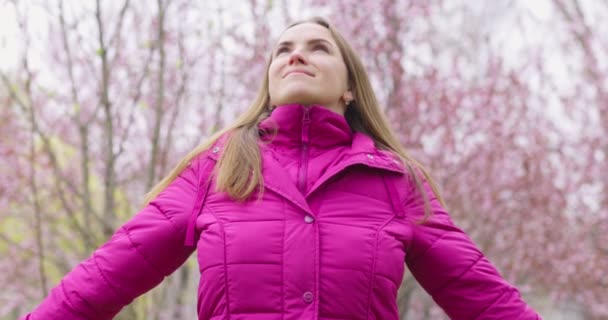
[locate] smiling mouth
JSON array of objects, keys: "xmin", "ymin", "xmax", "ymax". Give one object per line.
[
  {"xmin": 283, "ymin": 70, "xmax": 314, "ymax": 78},
  {"xmin": 286, "ymin": 72, "xmax": 310, "ymax": 77}
]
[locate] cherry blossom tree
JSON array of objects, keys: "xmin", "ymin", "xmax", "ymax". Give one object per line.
[{"xmin": 1, "ymin": 0, "xmax": 606, "ymax": 319}]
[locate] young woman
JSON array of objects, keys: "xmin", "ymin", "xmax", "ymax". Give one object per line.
[{"xmin": 22, "ymin": 17, "xmax": 541, "ymax": 320}]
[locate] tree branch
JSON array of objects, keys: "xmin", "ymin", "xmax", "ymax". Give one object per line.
[
  {"xmin": 146, "ymin": 0, "xmax": 168, "ymax": 190},
  {"xmin": 95, "ymin": 0, "xmax": 118, "ymax": 236}
]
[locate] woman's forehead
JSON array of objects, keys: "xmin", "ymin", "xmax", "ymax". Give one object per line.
[{"xmin": 276, "ymin": 23, "xmax": 335, "ymax": 45}]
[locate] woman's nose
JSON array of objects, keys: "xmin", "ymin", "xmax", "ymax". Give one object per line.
[{"xmin": 288, "ymin": 50, "xmax": 307, "ymax": 65}]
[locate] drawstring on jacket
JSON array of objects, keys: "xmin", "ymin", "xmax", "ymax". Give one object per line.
[{"xmin": 185, "ymin": 156, "xmax": 216, "ymax": 246}]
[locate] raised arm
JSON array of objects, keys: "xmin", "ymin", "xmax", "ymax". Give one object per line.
[
  {"xmin": 21, "ymin": 155, "xmax": 208, "ymax": 320},
  {"xmin": 402, "ymin": 175, "xmax": 541, "ymax": 320}
]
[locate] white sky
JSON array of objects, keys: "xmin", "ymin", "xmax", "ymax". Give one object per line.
[{"xmin": 0, "ymin": 5, "xmax": 21, "ymax": 70}]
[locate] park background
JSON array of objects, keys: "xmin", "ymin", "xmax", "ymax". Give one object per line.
[{"xmin": 0, "ymin": 0, "xmax": 606, "ymax": 319}]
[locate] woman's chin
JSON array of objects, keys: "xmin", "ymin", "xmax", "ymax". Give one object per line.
[{"xmin": 275, "ymin": 94, "xmax": 325, "ymax": 107}]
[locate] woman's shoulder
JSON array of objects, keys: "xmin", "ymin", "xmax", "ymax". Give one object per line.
[
  {"xmin": 194, "ymin": 132, "xmax": 230, "ymax": 162},
  {"xmin": 181, "ymin": 133, "xmax": 229, "ymax": 180}
]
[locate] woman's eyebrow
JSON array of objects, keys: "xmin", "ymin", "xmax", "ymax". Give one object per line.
[{"xmin": 276, "ymin": 38, "xmax": 334, "ymax": 48}]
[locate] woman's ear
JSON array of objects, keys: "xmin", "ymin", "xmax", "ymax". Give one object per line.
[{"xmin": 343, "ymin": 90, "xmax": 354, "ymax": 104}]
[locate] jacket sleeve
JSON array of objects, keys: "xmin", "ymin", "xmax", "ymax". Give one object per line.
[
  {"xmin": 21, "ymin": 156, "xmax": 205, "ymax": 320},
  {"xmin": 402, "ymin": 174, "xmax": 541, "ymax": 320}
]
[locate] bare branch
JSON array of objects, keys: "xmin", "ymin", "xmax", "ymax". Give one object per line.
[
  {"xmin": 0, "ymin": 233, "xmax": 69, "ymax": 272},
  {"xmin": 1, "ymin": 73, "xmax": 104, "ymax": 249},
  {"xmin": 95, "ymin": 0, "xmax": 118, "ymax": 235},
  {"xmin": 146, "ymin": 0, "xmax": 168, "ymax": 190},
  {"xmin": 114, "ymin": 44, "xmax": 156, "ymax": 159},
  {"xmin": 57, "ymin": 0, "xmax": 98, "ymax": 236},
  {"xmin": 160, "ymin": 57, "xmax": 189, "ymax": 175},
  {"xmin": 107, "ymin": 0, "xmax": 131, "ymax": 50}
]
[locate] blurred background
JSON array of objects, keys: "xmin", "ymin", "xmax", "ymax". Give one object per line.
[{"xmin": 0, "ymin": 0, "xmax": 606, "ymax": 319}]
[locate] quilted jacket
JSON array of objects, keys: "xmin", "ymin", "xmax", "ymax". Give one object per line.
[{"xmin": 22, "ymin": 104, "xmax": 541, "ymax": 319}]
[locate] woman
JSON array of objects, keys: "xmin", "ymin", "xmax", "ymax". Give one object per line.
[{"xmin": 22, "ymin": 17, "xmax": 541, "ymax": 320}]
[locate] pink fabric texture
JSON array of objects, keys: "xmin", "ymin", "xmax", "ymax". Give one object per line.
[{"xmin": 22, "ymin": 104, "xmax": 541, "ymax": 319}]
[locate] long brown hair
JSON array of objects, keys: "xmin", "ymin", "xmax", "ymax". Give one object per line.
[{"xmin": 144, "ymin": 17, "xmax": 445, "ymax": 218}]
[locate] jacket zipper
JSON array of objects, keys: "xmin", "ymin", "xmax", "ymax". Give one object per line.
[{"xmin": 298, "ymin": 106, "xmax": 311, "ymax": 193}]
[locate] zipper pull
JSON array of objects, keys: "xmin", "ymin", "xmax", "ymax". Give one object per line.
[
  {"xmin": 302, "ymin": 106, "xmax": 311, "ymax": 124},
  {"xmin": 302, "ymin": 106, "xmax": 311, "ymax": 144}
]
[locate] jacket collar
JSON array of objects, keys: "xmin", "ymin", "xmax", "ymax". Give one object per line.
[
  {"xmin": 259, "ymin": 103, "xmax": 353, "ymax": 150},
  {"xmin": 206, "ymin": 105, "xmax": 405, "ymax": 214},
  {"xmin": 211, "ymin": 104, "xmax": 404, "ymax": 173}
]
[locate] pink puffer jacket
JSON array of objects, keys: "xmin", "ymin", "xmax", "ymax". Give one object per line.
[{"xmin": 22, "ymin": 104, "xmax": 541, "ymax": 319}]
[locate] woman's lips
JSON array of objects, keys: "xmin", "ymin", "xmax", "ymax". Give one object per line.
[{"xmin": 283, "ymin": 69, "xmax": 314, "ymax": 78}]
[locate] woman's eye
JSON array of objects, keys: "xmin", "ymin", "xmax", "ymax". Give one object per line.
[
  {"xmin": 313, "ymin": 44, "xmax": 329, "ymax": 52},
  {"xmin": 276, "ymin": 47, "xmax": 289, "ymax": 55}
]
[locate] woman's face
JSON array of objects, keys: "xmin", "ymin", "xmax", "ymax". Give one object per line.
[{"xmin": 268, "ymin": 23, "xmax": 352, "ymax": 115}]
